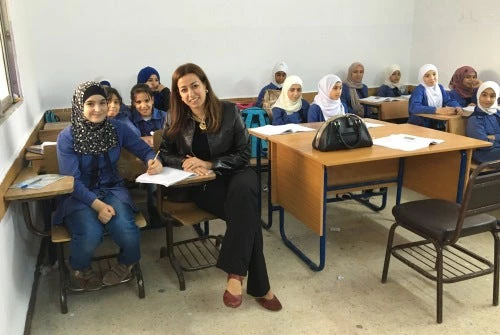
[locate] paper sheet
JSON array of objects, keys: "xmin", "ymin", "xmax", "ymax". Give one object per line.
[
  {"xmin": 250, "ymin": 124, "xmax": 316, "ymax": 136},
  {"xmin": 9, "ymin": 174, "xmax": 64, "ymax": 189},
  {"xmin": 373, "ymin": 134, "xmax": 444, "ymax": 151},
  {"xmin": 135, "ymin": 167, "xmax": 195, "ymax": 187}
]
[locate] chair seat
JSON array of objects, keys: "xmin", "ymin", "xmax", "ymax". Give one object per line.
[{"xmin": 392, "ymin": 199, "xmax": 498, "ymax": 242}]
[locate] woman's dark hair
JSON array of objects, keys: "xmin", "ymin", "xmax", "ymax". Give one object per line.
[
  {"xmin": 103, "ymin": 86, "xmax": 122, "ymax": 104},
  {"xmin": 168, "ymin": 63, "xmax": 221, "ymax": 138}
]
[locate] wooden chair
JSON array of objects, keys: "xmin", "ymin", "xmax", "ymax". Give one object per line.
[
  {"xmin": 381, "ymin": 160, "xmax": 500, "ymax": 323},
  {"xmin": 152, "ymin": 130, "xmax": 223, "ymax": 291},
  {"xmin": 44, "ymin": 144, "xmax": 146, "ymax": 314},
  {"xmin": 379, "ymin": 100, "xmax": 408, "ymax": 123}
]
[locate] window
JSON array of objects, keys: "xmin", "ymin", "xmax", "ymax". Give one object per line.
[{"xmin": 0, "ymin": 0, "xmax": 20, "ymax": 117}]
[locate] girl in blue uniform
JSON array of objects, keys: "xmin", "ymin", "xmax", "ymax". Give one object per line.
[
  {"xmin": 137, "ymin": 66, "xmax": 171, "ymax": 113},
  {"xmin": 377, "ymin": 64, "xmax": 408, "ymax": 97},
  {"xmin": 130, "ymin": 83, "xmax": 167, "ymax": 147},
  {"xmin": 54, "ymin": 81, "xmax": 162, "ymax": 290},
  {"xmin": 271, "ymin": 75, "xmax": 309, "ymax": 125},
  {"xmin": 255, "ymin": 61, "xmax": 288, "ymax": 107},
  {"xmin": 448, "ymin": 66, "xmax": 481, "ymax": 107},
  {"xmin": 341, "ymin": 62, "xmax": 369, "ymax": 117},
  {"xmin": 308, "ymin": 74, "xmax": 347, "ymax": 122},
  {"xmin": 466, "ymin": 81, "xmax": 500, "ymax": 163},
  {"xmin": 104, "ymin": 86, "xmax": 139, "ymax": 137},
  {"xmin": 408, "ymin": 64, "xmax": 461, "ymax": 128}
]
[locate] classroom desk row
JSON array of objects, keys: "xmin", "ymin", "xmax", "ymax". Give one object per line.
[
  {"xmin": 360, "ymin": 98, "xmax": 468, "ymax": 135},
  {"xmin": 250, "ymin": 121, "xmax": 491, "ymax": 271}
]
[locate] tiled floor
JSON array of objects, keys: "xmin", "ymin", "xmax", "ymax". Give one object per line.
[{"xmin": 29, "ymin": 185, "xmax": 500, "ymax": 335}]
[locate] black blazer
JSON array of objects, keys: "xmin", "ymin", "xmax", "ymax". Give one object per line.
[{"xmin": 159, "ymin": 101, "xmax": 250, "ymax": 175}]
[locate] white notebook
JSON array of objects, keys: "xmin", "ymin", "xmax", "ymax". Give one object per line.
[
  {"xmin": 250, "ymin": 124, "xmax": 316, "ymax": 136},
  {"xmin": 135, "ymin": 167, "xmax": 195, "ymax": 188}
]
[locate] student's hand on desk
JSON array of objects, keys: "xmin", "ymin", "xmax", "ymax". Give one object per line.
[
  {"xmin": 455, "ymin": 108, "xmax": 464, "ymax": 116},
  {"xmin": 436, "ymin": 107, "xmax": 457, "ymax": 115},
  {"xmin": 147, "ymin": 158, "xmax": 163, "ymax": 175},
  {"xmin": 182, "ymin": 155, "xmax": 213, "ymax": 175},
  {"xmin": 141, "ymin": 136, "xmax": 154, "ymax": 147},
  {"xmin": 487, "ymin": 135, "xmax": 495, "ymax": 141}
]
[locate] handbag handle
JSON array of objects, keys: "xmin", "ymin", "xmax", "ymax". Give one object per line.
[{"xmin": 334, "ymin": 115, "xmax": 363, "ymax": 149}]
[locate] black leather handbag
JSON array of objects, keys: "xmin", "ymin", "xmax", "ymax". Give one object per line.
[{"xmin": 312, "ymin": 114, "xmax": 373, "ymax": 151}]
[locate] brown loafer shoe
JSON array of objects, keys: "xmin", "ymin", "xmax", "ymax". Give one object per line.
[
  {"xmin": 256, "ymin": 294, "xmax": 282, "ymax": 311},
  {"xmin": 223, "ymin": 274, "xmax": 243, "ymax": 308}
]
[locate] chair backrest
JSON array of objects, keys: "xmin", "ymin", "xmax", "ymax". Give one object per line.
[
  {"xmin": 152, "ymin": 129, "xmax": 163, "ymax": 152},
  {"xmin": 453, "ymin": 159, "xmax": 500, "ymax": 241},
  {"xmin": 379, "ymin": 100, "xmax": 409, "ymax": 121},
  {"xmin": 43, "ymin": 144, "xmax": 60, "ymax": 174}
]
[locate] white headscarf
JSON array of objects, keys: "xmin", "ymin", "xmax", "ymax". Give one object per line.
[
  {"xmin": 383, "ymin": 64, "xmax": 402, "ymax": 89},
  {"xmin": 272, "ymin": 75, "xmax": 303, "ymax": 114},
  {"xmin": 312, "ymin": 74, "xmax": 345, "ymax": 120},
  {"xmin": 418, "ymin": 64, "xmax": 442, "ymax": 108},
  {"xmin": 271, "ymin": 61, "xmax": 288, "ymax": 88},
  {"xmin": 477, "ymin": 81, "xmax": 500, "ymax": 115}
]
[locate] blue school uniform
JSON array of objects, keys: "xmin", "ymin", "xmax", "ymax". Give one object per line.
[
  {"xmin": 256, "ymin": 83, "xmax": 280, "ymax": 108},
  {"xmin": 341, "ymin": 83, "xmax": 369, "ymax": 116},
  {"xmin": 307, "ymin": 102, "xmax": 348, "ymax": 122},
  {"xmin": 272, "ymin": 99, "xmax": 310, "ymax": 125},
  {"xmin": 466, "ymin": 107, "xmax": 500, "ymax": 163},
  {"xmin": 377, "ymin": 84, "xmax": 403, "ymax": 98},
  {"xmin": 53, "ymin": 120, "xmax": 155, "ymax": 225},
  {"xmin": 408, "ymin": 84, "xmax": 460, "ymax": 127},
  {"xmin": 131, "ymin": 107, "xmax": 166, "ymax": 136},
  {"xmin": 113, "ymin": 112, "xmax": 141, "ymax": 137},
  {"xmin": 449, "ymin": 89, "xmax": 478, "ymax": 107}
]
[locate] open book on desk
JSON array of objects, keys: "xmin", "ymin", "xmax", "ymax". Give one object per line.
[
  {"xmin": 135, "ymin": 167, "xmax": 196, "ymax": 188},
  {"xmin": 360, "ymin": 96, "xmax": 410, "ymax": 103},
  {"xmin": 250, "ymin": 124, "xmax": 316, "ymax": 136},
  {"xmin": 373, "ymin": 134, "xmax": 444, "ymax": 151}
]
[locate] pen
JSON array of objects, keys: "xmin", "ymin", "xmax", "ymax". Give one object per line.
[
  {"xmin": 20, "ymin": 177, "xmax": 42, "ymax": 189},
  {"xmin": 153, "ymin": 150, "xmax": 160, "ymax": 161}
]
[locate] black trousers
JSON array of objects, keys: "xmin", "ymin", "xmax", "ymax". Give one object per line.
[{"xmin": 191, "ymin": 168, "xmax": 270, "ymax": 297}]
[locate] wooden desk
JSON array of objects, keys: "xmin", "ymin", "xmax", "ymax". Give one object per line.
[
  {"xmin": 5, "ymin": 167, "xmax": 74, "ymax": 236},
  {"xmin": 38, "ymin": 122, "xmax": 70, "ymax": 142},
  {"xmin": 415, "ymin": 113, "xmax": 466, "ymax": 135},
  {"xmin": 360, "ymin": 99, "xmax": 409, "ymax": 121},
  {"xmin": 248, "ymin": 120, "xmax": 390, "ymax": 228},
  {"xmin": 267, "ymin": 123, "xmax": 491, "ymax": 271}
]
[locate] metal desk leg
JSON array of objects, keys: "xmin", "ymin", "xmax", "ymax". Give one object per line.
[
  {"xmin": 396, "ymin": 158, "xmax": 405, "ymax": 205},
  {"xmin": 279, "ymin": 168, "xmax": 327, "ymax": 271},
  {"xmin": 456, "ymin": 150, "xmax": 467, "ymax": 203}
]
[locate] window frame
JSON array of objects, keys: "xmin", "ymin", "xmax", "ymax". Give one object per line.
[{"xmin": 0, "ymin": 0, "xmax": 21, "ymax": 118}]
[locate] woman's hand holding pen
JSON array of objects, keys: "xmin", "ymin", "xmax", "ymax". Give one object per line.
[
  {"xmin": 147, "ymin": 150, "xmax": 163, "ymax": 175},
  {"xmin": 182, "ymin": 155, "xmax": 212, "ymax": 176}
]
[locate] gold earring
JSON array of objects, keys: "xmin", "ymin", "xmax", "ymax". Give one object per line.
[{"xmin": 206, "ymin": 90, "xmax": 208, "ymax": 93}]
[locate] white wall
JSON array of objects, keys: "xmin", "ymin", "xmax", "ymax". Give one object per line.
[
  {"xmin": 411, "ymin": 0, "xmax": 500, "ymax": 87},
  {"xmin": 0, "ymin": 0, "xmax": 46, "ymax": 333},
  {"xmin": 19, "ymin": 0, "xmax": 415, "ymax": 109}
]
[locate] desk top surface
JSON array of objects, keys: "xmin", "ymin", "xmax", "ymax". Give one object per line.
[
  {"xmin": 268, "ymin": 123, "xmax": 491, "ymax": 166},
  {"xmin": 415, "ymin": 113, "xmax": 463, "ymax": 121},
  {"xmin": 43, "ymin": 122, "xmax": 70, "ymax": 130},
  {"xmin": 5, "ymin": 167, "xmax": 74, "ymax": 201}
]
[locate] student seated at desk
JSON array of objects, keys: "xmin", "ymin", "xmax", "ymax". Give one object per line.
[
  {"xmin": 271, "ymin": 75, "xmax": 309, "ymax": 125},
  {"xmin": 158, "ymin": 63, "xmax": 282, "ymax": 311},
  {"xmin": 255, "ymin": 61, "xmax": 288, "ymax": 108},
  {"xmin": 448, "ymin": 65, "xmax": 481, "ymax": 107},
  {"xmin": 308, "ymin": 74, "xmax": 346, "ymax": 122},
  {"xmin": 130, "ymin": 83, "xmax": 167, "ymax": 147},
  {"xmin": 341, "ymin": 62, "xmax": 370, "ymax": 117},
  {"xmin": 98, "ymin": 79, "xmax": 132, "ymax": 117},
  {"xmin": 137, "ymin": 66, "xmax": 171, "ymax": 113},
  {"xmin": 408, "ymin": 64, "xmax": 462, "ymax": 129},
  {"xmin": 53, "ymin": 81, "xmax": 163, "ymax": 290},
  {"xmin": 466, "ymin": 81, "xmax": 500, "ymax": 163},
  {"xmin": 377, "ymin": 64, "xmax": 408, "ymax": 97},
  {"xmin": 104, "ymin": 86, "xmax": 139, "ymax": 137}
]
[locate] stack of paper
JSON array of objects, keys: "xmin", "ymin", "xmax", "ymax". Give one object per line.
[
  {"xmin": 26, "ymin": 141, "xmax": 57, "ymax": 154},
  {"xmin": 135, "ymin": 167, "xmax": 195, "ymax": 187},
  {"xmin": 250, "ymin": 124, "xmax": 316, "ymax": 136},
  {"xmin": 373, "ymin": 134, "xmax": 444, "ymax": 151}
]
